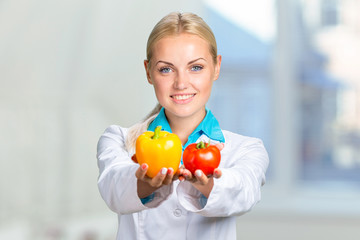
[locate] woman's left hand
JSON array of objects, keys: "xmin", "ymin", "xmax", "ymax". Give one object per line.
[{"xmin": 180, "ymin": 143, "xmax": 224, "ymax": 198}]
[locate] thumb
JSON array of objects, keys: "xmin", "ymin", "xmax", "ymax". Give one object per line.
[{"xmin": 215, "ymin": 143, "xmax": 224, "ymax": 151}]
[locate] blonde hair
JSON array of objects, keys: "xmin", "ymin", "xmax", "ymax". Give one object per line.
[{"xmin": 125, "ymin": 12, "xmax": 218, "ymax": 152}]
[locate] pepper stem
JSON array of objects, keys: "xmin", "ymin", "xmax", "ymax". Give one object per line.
[{"xmin": 152, "ymin": 126, "xmax": 162, "ymax": 140}]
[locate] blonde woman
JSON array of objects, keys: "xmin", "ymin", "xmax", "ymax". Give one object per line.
[{"xmin": 97, "ymin": 12, "xmax": 269, "ymax": 240}]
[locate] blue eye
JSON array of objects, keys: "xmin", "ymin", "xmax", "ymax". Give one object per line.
[
  {"xmin": 191, "ymin": 65, "xmax": 203, "ymax": 71},
  {"xmin": 159, "ymin": 67, "xmax": 172, "ymax": 73}
]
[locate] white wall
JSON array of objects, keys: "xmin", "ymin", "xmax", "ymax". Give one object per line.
[{"xmin": 0, "ymin": 1, "xmax": 203, "ymax": 239}]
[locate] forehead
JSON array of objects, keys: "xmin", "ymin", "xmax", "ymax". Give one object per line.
[{"xmin": 152, "ymin": 33, "xmax": 211, "ymax": 59}]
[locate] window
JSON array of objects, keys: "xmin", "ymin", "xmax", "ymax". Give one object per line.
[
  {"xmin": 204, "ymin": 0, "xmax": 275, "ymax": 161},
  {"xmin": 204, "ymin": 0, "xmax": 360, "ymax": 215},
  {"xmin": 321, "ymin": 0, "xmax": 339, "ymax": 26},
  {"xmin": 300, "ymin": 0, "xmax": 360, "ymax": 182}
]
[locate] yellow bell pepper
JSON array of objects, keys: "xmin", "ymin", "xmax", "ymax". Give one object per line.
[{"xmin": 135, "ymin": 126, "xmax": 182, "ymax": 178}]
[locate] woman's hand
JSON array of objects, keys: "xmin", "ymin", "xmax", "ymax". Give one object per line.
[
  {"xmin": 181, "ymin": 167, "xmax": 222, "ymax": 198},
  {"xmin": 181, "ymin": 142, "xmax": 224, "ymax": 198},
  {"xmin": 135, "ymin": 163, "xmax": 180, "ymax": 199}
]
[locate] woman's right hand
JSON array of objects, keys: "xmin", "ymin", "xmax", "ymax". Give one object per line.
[{"xmin": 135, "ymin": 163, "xmax": 179, "ymax": 199}]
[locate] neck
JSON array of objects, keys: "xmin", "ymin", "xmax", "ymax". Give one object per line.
[{"xmin": 166, "ymin": 108, "xmax": 206, "ymax": 146}]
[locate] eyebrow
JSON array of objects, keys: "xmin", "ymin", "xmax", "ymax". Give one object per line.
[{"xmin": 155, "ymin": 58, "xmax": 206, "ymax": 66}]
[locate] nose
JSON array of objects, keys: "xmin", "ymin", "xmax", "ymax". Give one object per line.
[{"xmin": 174, "ymin": 72, "xmax": 188, "ymax": 90}]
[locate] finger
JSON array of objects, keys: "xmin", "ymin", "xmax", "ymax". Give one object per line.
[
  {"xmin": 176, "ymin": 167, "xmax": 184, "ymax": 176},
  {"xmin": 162, "ymin": 168, "xmax": 174, "ymax": 185},
  {"xmin": 182, "ymin": 169, "xmax": 194, "ymax": 182},
  {"xmin": 150, "ymin": 167, "xmax": 167, "ymax": 188},
  {"xmin": 176, "ymin": 167, "xmax": 185, "ymax": 182},
  {"xmin": 178, "ymin": 176, "xmax": 185, "ymax": 182},
  {"xmin": 135, "ymin": 163, "xmax": 148, "ymax": 179},
  {"xmin": 213, "ymin": 168, "xmax": 222, "ymax": 178},
  {"xmin": 195, "ymin": 170, "xmax": 209, "ymax": 185},
  {"xmin": 215, "ymin": 143, "xmax": 224, "ymax": 151},
  {"xmin": 171, "ymin": 168, "xmax": 181, "ymax": 181}
]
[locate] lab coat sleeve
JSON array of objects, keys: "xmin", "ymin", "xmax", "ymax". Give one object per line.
[
  {"xmin": 177, "ymin": 133, "xmax": 269, "ymax": 217},
  {"xmin": 97, "ymin": 125, "xmax": 173, "ymax": 215}
]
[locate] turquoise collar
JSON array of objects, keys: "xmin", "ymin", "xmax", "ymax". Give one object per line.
[{"xmin": 147, "ymin": 107, "xmax": 225, "ymax": 150}]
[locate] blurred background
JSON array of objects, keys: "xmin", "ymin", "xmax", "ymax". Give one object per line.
[{"xmin": 1, "ymin": 0, "xmax": 359, "ymax": 239}]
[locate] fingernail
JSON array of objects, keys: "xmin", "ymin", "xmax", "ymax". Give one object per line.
[
  {"xmin": 161, "ymin": 168, "xmax": 167, "ymax": 175},
  {"xmin": 167, "ymin": 168, "xmax": 174, "ymax": 175},
  {"xmin": 141, "ymin": 164, "xmax": 147, "ymax": 170},
  {"xmin": 195, "ymin": 170, "xmax": 202, "ymax": 177}
]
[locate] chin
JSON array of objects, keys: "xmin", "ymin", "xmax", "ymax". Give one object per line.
[{"xmin": 166, "ymin": 105, "xmax": 205, "ymax": 119}]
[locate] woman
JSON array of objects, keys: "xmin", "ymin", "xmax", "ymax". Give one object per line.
[{"xmin": 97, "ymin": 12, "xmax": 269, "ymax": 240}]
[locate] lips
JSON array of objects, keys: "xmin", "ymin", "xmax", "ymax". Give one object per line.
[
  {"xmin": 171, "ymin": 94, "xmax": 196, "ymax": 100},
  {"xmin": 171, "ymin": 94, "xmax": 196, "ymax": 103}
]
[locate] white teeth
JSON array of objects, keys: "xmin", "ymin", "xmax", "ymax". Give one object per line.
[{"xmin": 172, "ymin": 94, "xmax": 194, "ymax": 100}]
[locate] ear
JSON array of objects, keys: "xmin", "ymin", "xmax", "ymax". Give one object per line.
[
  {"xmin": 214, "ymin": 55, "xmax": 222, "ymax": 81},
  {"xmin": 144, "ymin": 60, "xmax": 152, "ymax": 84}
]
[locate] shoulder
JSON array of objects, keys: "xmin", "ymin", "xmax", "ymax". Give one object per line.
[
  {"xmin": 220, "ymin": 130, "xmax": 269, "ymax": 171},
  {"xmin": 102, "ymin": 125, "xmax": 128, "ymax": 138},
  {"xmin": 221, "ymin": 130, "xmax": 266, "ymax": 154},
  {"xmin": 222, "ymin": 130, "xmax": 263, "ymax": 146},
  {"xmin": 97, "ymin": 125, "xmax": 129, "ymax": 150}
]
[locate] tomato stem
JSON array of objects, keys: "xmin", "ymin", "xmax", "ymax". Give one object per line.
[
  {"xmin": 196, "ymin": 141, "xmax": 207, "ymax": 149},
  {"xmin": 152, "ymin": 126, "xmax": 162, "ymax": 140}
]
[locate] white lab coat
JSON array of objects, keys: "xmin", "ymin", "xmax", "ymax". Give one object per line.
[{"xmin": 97, "ymin": 125, "xmax": 269, "ymax": 240}]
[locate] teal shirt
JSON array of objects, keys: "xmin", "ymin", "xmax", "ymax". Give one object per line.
[{"xmin": 147, "ymin": 107, "xmax": 225, "ymax": 151}]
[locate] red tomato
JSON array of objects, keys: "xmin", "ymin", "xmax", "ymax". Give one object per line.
[{"xmin": 183, "ymin": 141, "xmax": 221, "ymax": 176}]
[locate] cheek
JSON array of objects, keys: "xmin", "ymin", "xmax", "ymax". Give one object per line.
[
  {"xmin": 152, "ymin": 79, "xmax": 170, "ymax": 96},
  {"xmin": 203, "ymin": 83, "xmax": 214, "ymax": 98},
  {"xmin": 195, "ymin": 75, "xmax": 214, "ymax": 93}
]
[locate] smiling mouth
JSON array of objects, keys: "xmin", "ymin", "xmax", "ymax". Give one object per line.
[{"xmin": 171, "ymin": 94, "xmax": 196, "ymax": 100}]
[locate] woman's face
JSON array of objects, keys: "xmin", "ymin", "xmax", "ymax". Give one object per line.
[{"xmin": 144, "ymin": 33, "xmax": 221, "ymax": 122}]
